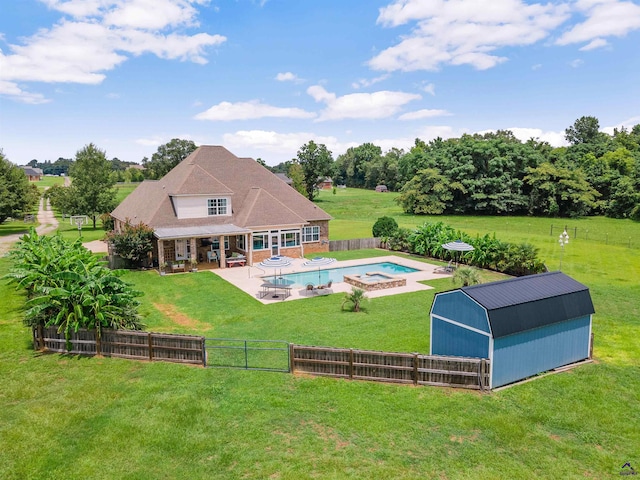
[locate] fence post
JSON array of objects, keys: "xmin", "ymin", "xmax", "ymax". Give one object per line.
[
  {"xmin": 202, "ymin": 337, "xmax": 207, "ymax": 367},
  {"xmin": 289, "ymin": 344, "xmax": 295, "ymax": 373},
  {"xmin": 96, "ymin": 332, "xmax": 101, "ymax": 356},
  {"xmin": 349, "ymin": 349, "xmax": 354, "ymax": 380},
  {"xmin": 148, "ymin": 333, "xmax": 153, "ymax": 361},
  {"xmin": 413, "ymin": 353, "xmax": 419, "ymax": 386},
  {"xmin": 479, "ymin": 359, "xmax": 485, "ymax": 391},
  {"xmin": 574, "ymin": 227, "xmax": 577, "ymax": 239},
  {"xmin": 589, "ymin": 332, "xmax": 594, "ymax": 359},
  {"xmin": 244, "ymin": 340, "xmax": 248, "ymax": 369},
  {"xmin": 37, "ymin": 324, "xmax": 44, "ymax": 351}
]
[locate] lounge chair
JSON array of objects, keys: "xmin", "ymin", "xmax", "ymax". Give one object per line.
[{"xmin": 317, "ymin": 280, "xmax": 333, "ymax": 290}]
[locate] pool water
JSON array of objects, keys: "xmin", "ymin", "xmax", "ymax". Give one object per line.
[{"xmin": 264, "ymin": 262, "xmax": 419, "ymax": 287}]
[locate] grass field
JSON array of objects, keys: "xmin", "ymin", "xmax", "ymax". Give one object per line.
[{"xmin": 1, "ymin": 189, "xmax": 639, "ymax": 479}]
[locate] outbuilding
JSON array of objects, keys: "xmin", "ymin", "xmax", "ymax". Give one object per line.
[{"xmin": 429, "ymin": 271, "xmax": 595, "ymax": 389}]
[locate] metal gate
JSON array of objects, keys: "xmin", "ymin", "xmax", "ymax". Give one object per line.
[{"xmin": 205, "ymin": 338, "xmax": 290, "ymax": 372}]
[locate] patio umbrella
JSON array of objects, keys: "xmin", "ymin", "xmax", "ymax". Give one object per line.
[
  {"xmin": 302, "ymin": 257, "xmax": 336, "ymax": 285},
  {"xmin": 441, "ymin": 240, "xmax": 475, "ymax": 267},
  {"xmin": 258, "ymin": 256, "xmax": 292, "ymax": 283}
]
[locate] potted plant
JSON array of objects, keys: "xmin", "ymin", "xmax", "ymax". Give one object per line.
[
  {"xmin": 159, "ymin": 261, "xmax": 168, "ymax": 276},
  {"xmin": 190, "ymin": 257, "xmax": 198, "ymax": 272}
]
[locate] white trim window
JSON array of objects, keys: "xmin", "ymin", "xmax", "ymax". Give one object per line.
[
  {"xmin": 252, "ymin": 232, "xmax": 268, "ymax": 251},
  {"xmin": 302, "ymin": 225, "xmax": 320, "ymax": 243},
  {"xmin": 281, "ymin": 229, "xmax": 300, "ymax": 247},
  {"xmin": 237, "ymin": 235, "xmax": 246, "ymax": 251},
  {"xmin": 207, "ymin": 198, "xmax": 228, "ymax": 216}
]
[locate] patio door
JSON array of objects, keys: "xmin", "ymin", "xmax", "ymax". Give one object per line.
[{"xmin": 270, "ymin": 231, "xmax": 279, "ymax": 256}]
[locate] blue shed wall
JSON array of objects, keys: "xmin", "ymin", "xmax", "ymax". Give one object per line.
[
  {"xmin": 431, "ymin": 318, "xmax": 490, "ymax": 359},
  {"xmin": 431, "ymin": 291, "xmax": 490, "ymax": 333},
  {"xmin": 492, "ymin": 315, "xmax": 591, "ymax": 388}
]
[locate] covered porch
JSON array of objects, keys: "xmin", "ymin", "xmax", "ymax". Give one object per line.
[{"xmin": 154, "ymin": 225, "xmax": 252, "ymax": 273}]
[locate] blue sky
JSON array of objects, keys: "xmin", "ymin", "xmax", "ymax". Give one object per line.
[{"xmin": 1, "ymin": 0, "xmax": 639, "ymax": 166}]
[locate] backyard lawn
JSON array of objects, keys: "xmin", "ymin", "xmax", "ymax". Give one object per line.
[{"xmin": 1, "ymin": 189, "xmax": 639, "ymax": 479}]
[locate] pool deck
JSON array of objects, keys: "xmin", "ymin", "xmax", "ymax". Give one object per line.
[{"xmin": 211, "ymin": 255, "xmax": 451, "ymax": 304}]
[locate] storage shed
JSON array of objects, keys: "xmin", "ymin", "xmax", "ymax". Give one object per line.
[{"xmin": 430, "ymin": 271, "xmax": 595, "ymax": 389}]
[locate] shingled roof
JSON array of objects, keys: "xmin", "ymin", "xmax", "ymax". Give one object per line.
[
  {"xmin": 112, "ymin": 146, "xmax": 331, "ymax": 232},
  {"xmin": 461, "ymin": 271, "xmax": 595, "ymax": 338}
]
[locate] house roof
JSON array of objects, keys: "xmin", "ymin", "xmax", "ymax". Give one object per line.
[
  {"xmin": 461, "ymin": 271, "xmax": 595, "ymax": 338},
  {"xmin": 274, "ymin": 173, "xmax": 292, "ymax": 185},
  {"xmin": 22, "ymin": 166, "xmax": 43, "ymax": 176},
  {"xmin": 112, "ymin": 146, "xmax": 331, "ymax": 234}
]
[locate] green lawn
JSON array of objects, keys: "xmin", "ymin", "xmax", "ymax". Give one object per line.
[
  {"xmin": 36, "ymin": 175, "xmax": 66, "ymax": 191},
  {"xmin": 1, "ymin": 190, "xmax": 639, "ymax": 479},
  {"xmin": 0, "ymin": 219, "xmax": 35, "ymax": 238}
]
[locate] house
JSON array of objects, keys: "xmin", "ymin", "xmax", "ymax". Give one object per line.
[
  {"xmin": 319, "ymin": 177, "xmax": 333, "ymax": 190},
  {"xmin": 21, "ymin": 166, "xmax": 43, "ymax": 181},
  {"xmin": 429, "ymin": 271, "xmax": 595, "ymax": 389},
  {"xmin": 111, "ymin": 146, "xmax": 332, "ymax": 270}
]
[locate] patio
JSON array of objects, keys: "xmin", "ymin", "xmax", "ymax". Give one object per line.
[{"xmin": 210, "ymin": 255, "xmax": 450, "ymax": 304}]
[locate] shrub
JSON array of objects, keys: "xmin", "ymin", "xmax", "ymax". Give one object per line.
[
  {"xmin": 5, "ymin": 229, "xmax": 144, "ymax": 347},
  {"xmin": 372, "ymin": 216, "xmax": 399, "ymax": 238},
  {"xmin": 106, "ymin": 221, "xmax": 154, "ymax": 267}
]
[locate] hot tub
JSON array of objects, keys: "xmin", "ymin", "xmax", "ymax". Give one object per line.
[{"xmin": 343, "ymin": 272, "xmax": 406, "ymax": 291}]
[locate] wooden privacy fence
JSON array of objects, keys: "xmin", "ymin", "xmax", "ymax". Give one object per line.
[
  {"xmin": 34, "ymin": 326, "xmax": 205, "ymax": 366},
  {"xmin": 291, "ymin": 345, "xmax": 490, "ymax": 390},
  {"xmin": 329, "ymin": 237, "xmax": 381, "ymax": 252}
]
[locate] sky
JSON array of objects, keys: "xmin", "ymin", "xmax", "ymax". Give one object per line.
[{"xmin": 1, "ymin": 0, "xmax": 639, "ymax": 167}]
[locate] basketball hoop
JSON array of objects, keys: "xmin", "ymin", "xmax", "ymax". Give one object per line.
[{"xmin": 71, "ymin": 215, "xmax": 87, "ymax": 236}]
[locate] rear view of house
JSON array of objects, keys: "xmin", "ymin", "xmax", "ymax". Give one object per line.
[
  {"xmin": 111, "ymin": 146, "xmax": 332, "ymax": 269},
  {"xmin": 430, "ymin": 271, "xmax": 595, "ymax": 389}
]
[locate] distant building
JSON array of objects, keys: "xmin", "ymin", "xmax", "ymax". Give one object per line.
[
  {"xmin": 375, "ymin": 185, "xmax": 388, "ymax": 192},
  {"xmin": 21, "ymin": 166, "xmax": 43, "ymax": 181},
  {"xmin": 318, "ymin": 177, "xmax": 333, "ymax": 190},
  {"xmin": 274, "ymin": 173, "xmax": 293, "ymax": 186}
]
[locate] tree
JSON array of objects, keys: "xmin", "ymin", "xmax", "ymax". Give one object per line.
[
  {"xmin": 296, "ymin": 141, "xmax": 334, "ymax": 201},
  {"xmin": 287, "ymin": 162, "xmax": 307, "ymax": 197},
  {"xmin": 68, "ymin": 144, "xmax": 118, "ymax": 228},
  {"xmin": 565, "ymin": 116, "xmax": 602, "ymax": 145},
  {"xmin": 341, "ymin": 288, "xmax": 367, "ymax": 312},
  {"xmin": 142, "ymin": 138, "xmax": 197, "ymax": 179},
  {"xmin": 0, "ymin": 150, "xmax": 40, "ymax": 224},
  {"xmin": 396, "ymin": 168, "xmax": 464, "ymax": 215},
  {"xmin": 106, "ymin": 222, "xmax": 155, "ymax": 267}
]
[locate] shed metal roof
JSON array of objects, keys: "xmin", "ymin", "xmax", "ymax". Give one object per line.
[{"xmin": 461, "ymin": 271, "xmax": 595, "ymax": 338}]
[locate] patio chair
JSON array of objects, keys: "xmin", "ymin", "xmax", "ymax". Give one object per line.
[
  {"xmin": 317, "ymin": 280, "xmax": 332, "ymax": 290},
  {"xmin": 207, "ymin": 250, "xmax": 219, "ymax": 264}
]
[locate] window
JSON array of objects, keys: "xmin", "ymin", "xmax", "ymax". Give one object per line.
[
  {"xmin": 281, "ymin": 230, "xmax": 300, "ymax": 247},
  {"xmin": 302, "ymin": 226, "xmax": 320, "ymax": 243},
  {"xmin": 175, "ymin": 239, "xmax": 188, "ymax": 260},
  {"xmin": 237, "ymin": 235, "xmax": 246, "ymax": 251},
  {"xmin": 211, "ymin": 236, "xmax": 229, "ymax": 251},
  {"xmin": 252, "ymin": 232, "xmax": 268, "ymax": 250},
  {"xmin": 207, "ymin": 198, "xmax": 228, "ymax": 216}
]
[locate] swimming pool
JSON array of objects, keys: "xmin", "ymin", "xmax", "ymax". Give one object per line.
[{"xmin": 263, "ymin": 261, "xmax": 420, "ymax": 287}]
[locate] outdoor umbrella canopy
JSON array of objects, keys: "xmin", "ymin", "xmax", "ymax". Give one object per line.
[
  {"xmin": 258, "ymin": 256, "xmax": 292, "ymax": 268},
  {"xmin": 302, "ymin": 257, "xmax": 336, "ymax": 286},
  {"xmin": 302, "ymin": 257, "xmax": 336, "ymax": 267},
  {"xmin": 442, "ymin": 240, "xmax": 475, "ymax": 267}
]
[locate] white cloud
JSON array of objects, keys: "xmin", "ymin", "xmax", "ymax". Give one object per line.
[
  {"xmin": 135, "ymin": 136, "xmax": 166, "ymax": 147},
  {"xmin": 194, "ymin": 100, "xmax": 316, "ymax": 121},
  {"xmin": 351, "ymin": 74, "xmax": 390, "ymax": 89},
  {"xmin": 504, "ymin": 127, "xmax": 568, "ymax": 147},
  {"xmin": 398, "ymin": 109, "xmax": 451, "ymax": 120},
  {"xmin": 556, "ymin": 0, "xmax": 640, "ymax": 46},
  {"xmin": 421, "ymin": 82, "xmax": 435, "ymax": 95},
  {"xmin": 531, "ymin": 63, "xmax": 543, "ymax": 70},
  {"xmin": 0, "ymin": 0, "xmax": 226, "ymax": 103},
  {"xmin": 275, "ymin": 71, "xmax": 302, "ymax": 82},
  {"xmin": 370, "ymin": 0, "xmax": 570, "ymax": 71},
  {"xmin": 307, "ymin": 85, "xmax": 421, "ymax": 121},
  {"xmin": 222, "ymin": 129, "xmax": 358, "ymax": 161},
  {"xmin": 569, "ymin": 58, "xmax": 584, "ymax": 67},
  {"xmin": 579, "ymin": 38, "xmax": 609, "ymax": 50},
  {"xmin": 0, "ymin": 80, "xmax": 50, "ymax": 104},
  {"xmin": 602, "ymin": 116, "xmax": 640, "ymax": 135}
]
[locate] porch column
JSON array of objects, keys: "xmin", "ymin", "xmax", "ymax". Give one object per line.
[
  {"xmin": 157, "ymin": 240, "xmax": 165, "ymax": 267},
  {"xmin": 218, "ymin": 235, "xmax": 226, "ymax": 268},
  {"xmin": 248, "ymin": 233, "xmax": 253, "ymax": 266},
  {"xmin": 190, "ymin": 237, "xmax": 197, "ymax": 263}
]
